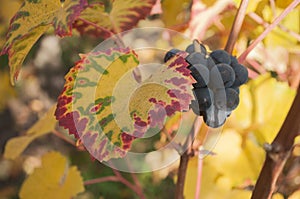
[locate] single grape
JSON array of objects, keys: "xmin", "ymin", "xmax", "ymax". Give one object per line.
[
  {"xmin": 232, "ymin": 87, "xmax": 240, "ymax": 94},
  {"xmin": 230, "ymin": 55, "xmax": 239, "ymax": 65},
  {"xmin": 231, "ymin": 63, "xmax": 248, "ymax": 87},
  {"xmin": 192, "ymin": 87, "xmax": 213, "ymax": 112},
  {"xmin": 189, "ymin": 64, "xmax": 209, "ymax": 88},
  {"xmin": 206, "ymin": 57, "xmax": 215, "ymax": 70},
  {"xmin": 210, "ymin": 50, "xmax": 231, "ymax": 64},
  {"xmin": 214, "ymin": 88, "xmax": 239, "ymax": 111},
  {"xmin": 209, "ymin": 63, "xmax": 235, "ymax": 88},
  {"xmin": 186, "ymin": 52, "xmax": 207, "ymax": 65},
  {"xmin": 164, "ymin": 48, "xmax": 181, "ymax": 63},
  {"xmin": 185, "ymin": 43, "xmax": 207, "ymax": 54},
  {"xmin": 202, "ymin": 105, "xmax": 227, "ymax": 128}
]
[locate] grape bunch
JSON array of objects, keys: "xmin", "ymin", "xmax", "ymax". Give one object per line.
[{"xmin": 164, "ymin": 40, "xmax": 248, "ymax": 128}]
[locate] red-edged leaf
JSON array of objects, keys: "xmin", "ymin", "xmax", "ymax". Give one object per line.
[
  {"xmin": 55, "ymin": 48, "xmax": 194, "ymax": 162},
  {"xmin": 74, "ymin": 0, "xmax": 156, "ymax": 37},
  {"xmin": 1, "ymin": 0, "xmax": 87, "ymax": 84}
]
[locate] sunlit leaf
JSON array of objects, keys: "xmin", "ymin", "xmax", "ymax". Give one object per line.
[
  {"xmin": 19, "ymin": 151, "xmax": 84, "ymax": 199},
  {"xmin": 249, "ymin": 74, "xmax": 296, "ymax": 143},
  {"xmin": 1, "ymin": 0, "xmax": 87, "ymax": 84},
  {"xmin": 227, "ymin": 74, "xmax": 296, "ymax": 144},
  {"xmin": 289, "ymin": 190, "xmax": 300, "ymax": 199},
  {"xmin": 184, "ymin": 151, "xmax": 253, "ymax": 199},
  {"xmin": 55, "ymin": 48, "xmax": 194, "ymax": 162},
  {"xmin": 161, "ymin": 0, "xmax": 192, "ymax": 28},
  {"xmin": 4, "ymin": 105, "xmax": 57, "ymax": 160},
  {"xmin": 74, "ymin": 0, "xmax": 156, "ymax": 37},
  {"xmin": 264, "ymin": 9, "xmax": 300, "ymax": 50},
  {"xmin": 275, "ymin": 0, "xmax": 295, "ymax": 9}
]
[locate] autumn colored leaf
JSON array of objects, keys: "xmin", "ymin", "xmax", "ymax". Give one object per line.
[
  {"xmin": 4, "ymin": 105, "xmax": 57, "ymax": 160},
  {"xmin": 161, "ymin": 0, "xmax": 192, "ymax": 28},
  {"xmin": 74, "ymin": 0, "xmax": 156, "ymax": 37},
  {"xmin": 1, "ymin": 0, "xmax": 87, "ymax": 85},
  {"xmin": 184, "ymin": 129, "xmax": 263, "ymax": 199},
  {"xmin": 55, "ymin": 47, "xmax": 194, "ymax": 162},
  {"xmin": 19, "ymin": 151, "xmax": 84, "ymax": 199},
  {"xmin": 227, "ymin": 74, "xmax": 296, "ymax": 144}
]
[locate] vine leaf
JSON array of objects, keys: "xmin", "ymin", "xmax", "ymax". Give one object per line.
[
  {"xmin": 4, "ymin": 105, "xmax": 57, "ymax": 160},
  {"xmin": 228, "ymin": 74, "xmax": 296, "ymax": 144},
  {"xmin": 1, "ymin": 0, "xmax": 88, "ymax": 85},
  {"xmin": 161, "ymin": 0, "xmax": 191, "ymax": 28},
  {"xmin": 19, "ymin": 151, "xmax": 84, "ymax": 199},
  {"xmin": 55, "ymin": 48, "xmax": 194, "ymax": 162},
  {"xmin": 74, "ymin": 0, "xmax": 156, "ymax": 37}
]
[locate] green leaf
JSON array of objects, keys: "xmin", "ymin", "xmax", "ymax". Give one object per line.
[
  {"xmin": 1, "ymin": 0, "xmax": 87, "ymax": 85},
  {"xmin": 55, "ymin": 48, "xmax": 194, "ymax": 162},
  {"xmin": 19, "ymin": 151, "xmax": 84, "ymax": 199},
  {"xmin": 4, "ymin": 105, "xmax": 57, "ymax": 160},
  {"xmin": 74, "ymin": 0, "xmax": 156, "ymax": 37}
]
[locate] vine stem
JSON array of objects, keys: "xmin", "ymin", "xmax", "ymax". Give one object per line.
[
  {"xmin": 224, "ymin": 0, "xmax": 249, "ymax": 54},
  {"xmin": 251, "ymin": 84, "xmax": 300, "ymax": 199},
  {"xmin": 238, "ymin": 0, "xmax": 300, "ymax": 63},
  {"xmin": 248, "ymin": 12, "xmax": 300, "ymax": 42},
  {"xmin": 84, "ymin": 169, "xmax": 145, "ymax": 199},
  {"xmin": 175, "ymin": 116, "xmax": 198, "ymax": 199},
  {"xmin": 194, "ymin": 146, "xmax": 204, "ymax": 199}
]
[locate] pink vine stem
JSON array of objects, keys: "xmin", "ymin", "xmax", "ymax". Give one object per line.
[
  {"xmin": 84, "ymin": 169, "xmax": 145, "ymax": 199},
  {"xmin": 238, "ymin": 0, "xmax": 300, "ymax": 63},
  {"xmin": 194, "ymin": 146, "xmax": 204, "ymax": 199}
]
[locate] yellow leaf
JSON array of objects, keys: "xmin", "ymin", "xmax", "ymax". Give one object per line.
[
  {"xmin": 226, "ymin": 85, "xmax": 253, "ymax": 129},
  {"xmin": 204, "ymin": 129, "xmax": 264, "ymax": 185},
  {"xmin": 227, "ymin": 74, "xmax": 296, "ymax": 144},
  {"xmin": 250, "ymin": 74, "xmax": 296, "ymax": 143},
  {"xmin": 184, "ymin": 154, "xmax": 253, "ymax": 199},
  {"xmin": 19, "ymin": 151, "xmax": 84, "ymax": 199},
  {"xmin": 55, "ymin": 48, "xmax": 194, "ymax": 162},
  {"xmin": 161, "ymin": 0, "xmax": 191, "ymax": 27},
  {"xmin": 4, "ymin": 105, "xmax": 57, "ymax": 160},
  {"xmin": 289, "ymin": 190, "xmax": 300, "ymax": 199},
  {"xmin": 1, "ymin": 0, "xmax": 87, "ymax": 84},
  {"xmin": 74, "ymin": 0, "xmax": 156, "ymax": 37}
]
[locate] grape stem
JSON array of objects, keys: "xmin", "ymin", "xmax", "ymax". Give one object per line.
[
  {"xmin": 224, "ymin": 0, "xmax": 249, "ymax": 54},
  {"xmin": 251, "ymin": 84, "xmax": 300, "ymax": 199}
]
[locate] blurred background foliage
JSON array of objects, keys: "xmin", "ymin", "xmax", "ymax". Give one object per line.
[{"xmin": 0, "ymin": 0, "xmax": 299, "ymax": 198}]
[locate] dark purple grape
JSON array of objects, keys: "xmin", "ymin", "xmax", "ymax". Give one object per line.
[
  {"xmin": 186, "ymin": 52, "xmax": 207, "ymax": 65},
  {"xmin": 185, "ymin": 43, "xmax": 207, "ymax": 54},
  {"xmin": 206, "ymin": 57, "xmax": 215, "ymax": 70},
  {"xmin": 189, "ymin": 64, "xmax": 209, "ymax": 88},
  {"xmin": 192, "ymin": 87, "xmax": 213, "ymax": 112},
  {"xmin": 210, "ymin": 50, "xmax": 231, "ymax": 64},
  {"xmin": 202, "ymin": 105, "xmax": 227, "ymax": 128},
  {"xmin": 164, "ymin": 48, "xmax": 181, "ymax": 62},
  {"xmin": 230, "ymin": 55, "xmax": 239, "ymax": 65},
  {"xmin": 209, "ymin": 63, "xmax": 235, "ymax": 88},
  {"xmin": 231, "ymin": 63, "xmax": 248, "ymax": 87},
  {"xmin": 214, "ymin": 88, "xmax": 239, "ymax": 111}
]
